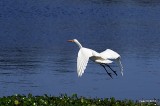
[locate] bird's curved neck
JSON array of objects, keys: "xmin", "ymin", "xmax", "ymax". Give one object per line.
[{"xmin": 75, "ymin": 40, "xmax": 83, "ymax": 49}]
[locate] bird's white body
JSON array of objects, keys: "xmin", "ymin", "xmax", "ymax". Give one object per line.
[{"xmin": 68, "ymin": 39, "xmax": 123, "ymax": 77}]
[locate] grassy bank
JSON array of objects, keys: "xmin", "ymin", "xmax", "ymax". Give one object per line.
[{"xmin": 0, "ymin": 94, "xmax": 158, "ymax": 106}]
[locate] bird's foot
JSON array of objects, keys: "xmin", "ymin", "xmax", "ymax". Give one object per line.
[
  {"xmin": 113, "ymin": 71, "xmax": 117, "ymax": 76},
  {"xmin": 107, "ymin": 72, "xmax": 113, "ymax": 79},
  {"xmin": 106, "ymin": 64, "xmax": 117, "ymax": 76}
]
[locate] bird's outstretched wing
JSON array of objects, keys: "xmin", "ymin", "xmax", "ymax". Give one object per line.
[
  {"xmin": 100, "ymin": 49, "xmax": 120, "ymax": 59},
  {"xmin": 100, "ymin": 49, "xmax": 123, "ymax": 76},
  {"xmin": 116, "ymin": 57, "xmax": 123, "ymax": 76},
  {"xmin": 77, "ymin": 48, "xmax": 93, "ymax": 77}
]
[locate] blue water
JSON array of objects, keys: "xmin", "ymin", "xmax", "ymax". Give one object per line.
[{"xmin": 0, "ymin": 0, "xmax": 160, "ymax": 100}]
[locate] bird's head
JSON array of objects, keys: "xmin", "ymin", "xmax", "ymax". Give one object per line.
[
  {"xmin": 67, "ymin": 39, "xmax": 82, "ymax": 48},
  {"xmin": 67, "ymin": 39, "xmax": 77, "ymax": 43}
]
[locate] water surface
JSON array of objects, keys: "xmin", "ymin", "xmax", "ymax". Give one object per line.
[{"xmin": 0, "ymin": 0, "xmax": 160, "ymax": 100}]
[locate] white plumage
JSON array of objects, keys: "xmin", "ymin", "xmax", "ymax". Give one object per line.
[{"xmin": 68, "ymin": 39, "xmax": 123, "ymax": 78}]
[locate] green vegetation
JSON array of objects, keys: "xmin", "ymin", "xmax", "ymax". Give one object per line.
[{"xmin": 0, "ymin": 94, "xmax": 158, "ymax": 106}]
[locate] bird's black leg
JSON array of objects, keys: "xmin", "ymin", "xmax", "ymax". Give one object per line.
[
  {"xmin": 105, "ymin": 64, "xmax": 117, "ymax": 76},
  {"xmin": 100, "ymin": 64, "xmax": 113, "ymax": 79}
]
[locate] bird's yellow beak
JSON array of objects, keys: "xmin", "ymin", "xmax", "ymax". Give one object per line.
[{"xmin": 67, "ymin": 40, "xmax": 74, "ymax": 42}]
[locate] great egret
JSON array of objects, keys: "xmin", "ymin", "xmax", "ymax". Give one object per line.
[{"xmin": 68, "ymin": 39, "xmax": 123, "ymax": 78}]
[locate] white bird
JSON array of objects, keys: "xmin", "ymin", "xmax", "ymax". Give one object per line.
[{"xmin": 68, "ymin": 39, "xmax": 123, "ymax": 78}]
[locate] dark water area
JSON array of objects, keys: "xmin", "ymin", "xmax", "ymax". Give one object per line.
[{"xmin": 0, "ymin": 0, "xmax": 160, "ymax": 100}]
